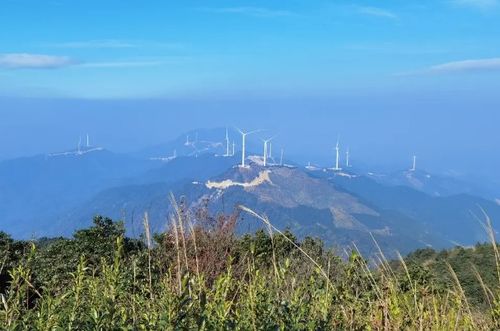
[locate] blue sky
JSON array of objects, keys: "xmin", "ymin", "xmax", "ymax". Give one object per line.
[
  {"xmin": 1, "ymin": 0, "xmax": 500, "ymax": 182},
  {"xmin": 1, "ymin": 0, "xmax": 499, "ymax": 97}
]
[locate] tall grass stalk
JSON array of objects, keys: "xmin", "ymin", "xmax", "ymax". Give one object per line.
[
  {"xmin": 239, "ymin": 205, "xmax": 332, "ymax": 287},
  {"xmin": 143, "ymin": 212, "xmax": 153, "ymax": 300}
]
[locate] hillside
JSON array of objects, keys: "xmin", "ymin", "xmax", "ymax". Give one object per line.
[
  {"xmin": 328, "ymin": 173, "xmax": 500, "ymax": 245},
  {"xmin": 51, "ymin": 156, "xmax": 500, "ymax": 257},
  {"xmin": 0, "ymin": 149, "xmax": 157, "ymax": 237}
]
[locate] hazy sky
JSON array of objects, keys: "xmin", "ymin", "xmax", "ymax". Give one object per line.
[
  {"xmin": 1, "ymin": 0, "xmax": 499, "ymax": 181},
  {"xmin": 1, "ymin": 95, "xmax": 499, "ymax": 180}
]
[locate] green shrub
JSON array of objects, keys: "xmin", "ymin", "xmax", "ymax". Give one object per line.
[{"xmin": 1, "ymin": 207, "xmax": 499, "ymax": 330}]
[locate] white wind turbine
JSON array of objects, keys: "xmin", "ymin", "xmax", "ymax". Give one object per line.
[
  {"xmin": 261, "ymin": 136, "xmax": 276, "ymax": 167},
  {"xmin": 334, "ymin": 137, "xmax": 341, "ymax": 171},
  {"xmin": 232, "ymin": 141, "xmax": 236, "ymax": 156},
  {"xmin": 224, "ymin": 128, "xmax": 230, "ymax": 157},
  {"xmin": 411, "ymin": 155, "xmax": 417, "ymax": 171},
  {"xmin": 346, "ymin": 147, "xmax": 350, "ymax": 168},
  {"xmin": 237, "ymin": 128, "xmax": 260, "ymax": 167},
  {"xmin": 280, "ymin": 148, "xmax": 284, "ymax": 166},
  {"xmin": 86, "ymin": 133, "xmax": 90, "ymax": 148},
  {"xmin": 77, "ymin": 136, "xmax": 82, "ymax": 154}
]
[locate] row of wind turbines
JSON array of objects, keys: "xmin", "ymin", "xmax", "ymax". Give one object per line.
[
  {"xmin": 78, "ymin": 134, "xmax": 91, "ymax": 154},
  {"xmin": 229, "ymin": 128, "xmax": 418, "ymax": 172},
  {"xmin": 230, "ymin": 128, "xmax": 350, "ymax": 171},
  {"xmin": 49, "ymin": 133, "xmax": 103, "ymax": 157},
  {"xmin": 232, "ymin": 128, "xmax": 283, "ymax": 168},
  {"xmin": 53, "ymin": 128, "xmax": 418, "ymax": 173}
]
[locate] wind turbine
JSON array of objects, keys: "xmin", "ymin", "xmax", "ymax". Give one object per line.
[
  {"xmin": 411, "ymin": 155, "xmax": 416, "ymax": 171},
  {"xmin": 346, "ymin": 148, "xmax": 350, "ymax": 168},
  {"xmin": 334, "ymin": 137, "xmax": 341, "ymax": 171},
  {"xmin": 77, "ymin": 136, "xmax": 82, "ymax": 154},
  {"xmin": 280, "ymin": 148, "xmax": 284, "ymax": 166},
  {"xmin": 237, "ymin": 128, "xmax": 260, "ymax": 167},
  {"xmin": 232, "ymin": 141, "xmax": 236, "ymax": 156},
  {"xmin": 86, "ymin": 134, "xmax": 90, "ymax": 148},
  {"xmin": 185, "ymin": 135, "xmax": 191, "ymax": 146},
  {"xmin": 224, "ymin": 128, "xmax": 230, "ymax": 157},
  {"xmin": 261, "ymin": 136, "xmax": 276, "ymax": 167}
]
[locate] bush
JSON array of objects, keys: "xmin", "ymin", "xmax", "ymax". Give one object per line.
[{"xmin": 1, "ymin": 206, "xmax": 499, "ymax": 330}]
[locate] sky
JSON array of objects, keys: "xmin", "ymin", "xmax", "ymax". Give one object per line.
[
  {"xmin": 1, "ymin": 0, "xmax": 500, "ymax": 181},
  {"xmin": 1, "ymin": 0, "xmax": 500, "ymax": 98}
]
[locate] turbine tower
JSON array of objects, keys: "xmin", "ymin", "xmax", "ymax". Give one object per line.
[
  {"xmin": 86, "ymin": 134, "xmax": 90, "ymax": 148},
  {"xmin": 268, "ymin": 142, "xmax": 273, "ymax": 158},
  {"xmin": 237, "ymin": 128, "xmax": 260, "ymax": 167},
  {"xmin": 334, "ymin": 137, "xmax": 341, "ymax": 171},
  {"xmin": 411, "ymin": 155, "xmax": 417, "ymax": 171},
  {"xmin": 346, "ymin": 148, "xmax": 350, "ymax": 168},
  {"xmin": 280, "ymin": 148, "xmax": 284, "ymax": 166},
  {"xmin": 232, "ymin": 141, "xmax": 236, "ymax": 156},
  {"xmin": 261, "ymin": 136, "xmax": 276, "ymax": 167},
  {"xmin": 225, "ymin": 128, "xmax": 230, "ymax": 157}
]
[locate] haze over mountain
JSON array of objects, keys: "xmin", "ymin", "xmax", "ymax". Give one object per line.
[
  {"xmin": 1, "ymin": 97, "xmax": 499, "ymax": 186},
  {"xmin": 1, "ymin": 128, "xmax": 498, "ymax": 257}
]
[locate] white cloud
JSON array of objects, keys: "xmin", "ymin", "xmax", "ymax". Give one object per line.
[
  {"xmin": 201, "ymin": 7, "xmax": 295, "ymax": 18},
  {"xmin": 0, "ymin": 53, "xmax": 185, "ymax": 70},
  {"xmin": 428, "ymin": 58, "xmax": 500, "ymax": 73},
  {"xmin": 397, "ymin": 57, "xmax": 500, "ymax": 76},
  {"xmin": 357, "ymin": 6, "xmax": 398, "ymax": 19},
  {"xmin": 0, "ymin": 53, "xmax": 74, "ymax": 69}
]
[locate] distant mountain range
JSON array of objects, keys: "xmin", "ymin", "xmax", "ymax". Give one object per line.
[
  {"xmin": 1, "ymin": 128, "xmax": 498, "ymax": 257},
  {"xmin": 0, "ymin": 149, "xmax": 155, "ymax": 238},
  {"xmin": 365, "ymin": 169, "xmax": 499, "ymax": 200}
]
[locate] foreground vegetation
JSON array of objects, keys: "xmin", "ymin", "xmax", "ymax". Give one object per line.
[{"xmin": 1, "ymin": 201, "xmax": 500, "ymax": 330}]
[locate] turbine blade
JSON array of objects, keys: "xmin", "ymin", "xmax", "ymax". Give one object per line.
[{"xmin": 247, "ymin": 129, "xmax": 262, "ymax": 135}]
